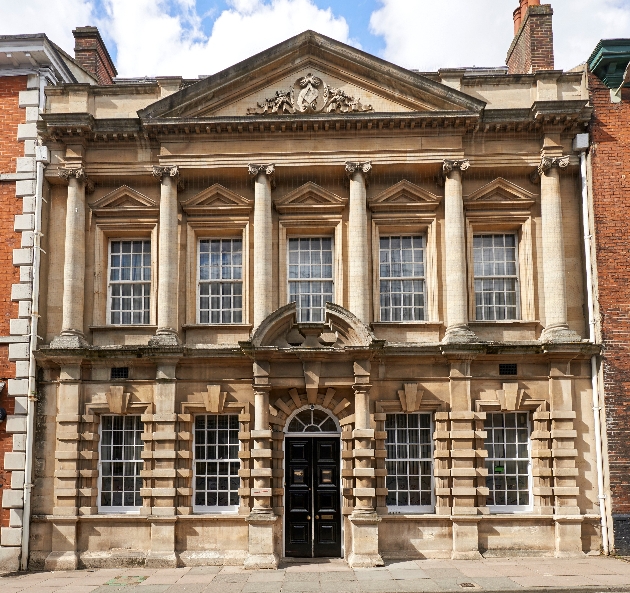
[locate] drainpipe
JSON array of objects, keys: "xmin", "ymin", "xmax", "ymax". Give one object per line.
[
  {"xmin": 575, "ymin": 132, "xmax": 609, "ymax": 555},
  {"xmin": 20, "ymin": 136, "xmax": 47, "ymax": 570}
]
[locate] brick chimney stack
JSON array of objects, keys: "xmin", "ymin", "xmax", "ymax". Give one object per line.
[
  {"xmin": 506, "ymin": 0, "xmax": 555, "ymax": 74},
  {"xmin": 72, "ymin": 26, "xmax": 117, "ymax": 85}
]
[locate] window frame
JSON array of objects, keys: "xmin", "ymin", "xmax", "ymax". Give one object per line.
[
  {"xmin": 484, "ymin": 411, "xmax": 533, "ymax": 514},
  {"xmin": 472, "ymin": 233, "xmax": 521, "ymax": 322},
  {"xmin": 384, "ymin": 412, "xmax": 435, "ymax": 514},
  {"xmin": 193, "ymin": 413, "xmax": 242, "ymax": 515},
  {"xmin": 106, "ymin": 238, "xmax": 153, "ymax": 326},
  {"xmin": 97, "ymin": 414, "xmax": 144, "ymax": 515},
  {"xmin": 287, "ymin": 236, "xmax": 335, "ymax": 323},
  {"xmin": 196, "ymin": 237, "xmax": 244, "ymax": 325}
]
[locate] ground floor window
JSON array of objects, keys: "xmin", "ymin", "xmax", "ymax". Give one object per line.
[
  {"xmin": 99, "ymin": 415, "xmax": 143, "ymax": 512},
  {"xmin": 194, "ymin": 414, "xmax": 240, "ymax": 512},
  {"xmin": 484, "ymin": 411, "xmax": 532, "ymax": 511},
  {"xmin": 385, "ymin": 413, "xmax": 433, "ymax": 512}
]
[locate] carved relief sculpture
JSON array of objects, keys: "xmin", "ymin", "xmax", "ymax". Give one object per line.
[{"xmin": 247, "ymin": 73, "xmax": 373, "ymax": 115}]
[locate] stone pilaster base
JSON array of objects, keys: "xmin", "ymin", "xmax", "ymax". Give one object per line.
[
  {"xmin": 451, "ymin": 517, "xmax": 482, "ymax": 560},
  {"xmin": 540, "ymin": 325, "xmax": 581, "ymax": 343},
  {"xmin": 442, "ymin": 325, "xmax": 478, "ymax": 344},
  {"xmin": 149, "ymin": 330, "xmax": 181, "ymax": 347},
  {"xmin": 244, "ymin": 512, "xmax": 279, "ymax": 569},
  {"xmin": 554, "ymin": 515, "xmax": 584, "ymax": 558},
  {"xmin": 49, "ymin": 332, "xmax": 88, "ymax": 349},
  {"xmin": 45, "ymin": 551, "xmax": 79, "ymax": 571},
  {"xmin": 0, "ymin": 546, "xmax": 21, "ymax": 572},
  {"xmin": 146, "ymin": 517, "xmax": 178, "ymax": 568},
  {"xmin": 45, "ymin": 518, "xmax": 79, "ymax": 570},
  {"xmin": 347, "ymin": 512, "xmax": 384, "ymax": 568}
]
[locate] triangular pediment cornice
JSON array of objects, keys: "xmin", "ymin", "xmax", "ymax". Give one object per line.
[
  {"xmin": 465, "ymin": 178, "xmax": 536, "ymax": 210},
  {"xmin": 182, "ymin": 184, "xmax": 252, "ymax": 215},
  {"xmin": 91, "ymin": 185, "xmax": 158, "ymax": 217},
  {"xmin": 138, "ymin": 31, "xmax": 485, "ymax": 121},
  {"xmin": 274, "ymin": 182, "xmax": 347, "ymax": 215},
  {"xmin": 368, "ymin": 180, "xmax": 441, "ymax": 213}
]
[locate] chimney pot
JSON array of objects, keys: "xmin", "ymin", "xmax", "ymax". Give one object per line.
[
  {"xmin": 513, "ymin": 7, "xmax": 523, "ymax": 35},
  {"xmin": 520, "ymin": 0, "xmax": 529, "ymax": 20}
]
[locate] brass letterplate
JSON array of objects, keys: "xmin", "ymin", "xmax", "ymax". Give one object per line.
[{"xmin": 321, "ymin": 514, "xmax": 334, "ymax": 520}]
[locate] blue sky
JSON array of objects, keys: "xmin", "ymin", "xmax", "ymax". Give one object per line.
[{"xmin": 2, "ymin": 0, "xmax": 630, "ymax": 78}]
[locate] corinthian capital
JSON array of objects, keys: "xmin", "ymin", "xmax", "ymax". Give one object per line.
[
  {"xmin": 248, "ymin": 163, "xmax": 275, "ymax": 177},
  {"xmin": 442, "ymin": 160, "xmax": 470, "ymax": 176},
  {"xmin": 345, "ymin": 161, "xmax": 372, "ymax": 178},
  {"xmin": 531, "ymin": 155, "xmax": 570, "ymax": 183},
  {"xmin": 152, "ymin": 165, "xmax": 179, "ymax": 179},
  {"xmin": 58, "ymin": 167, "xmax": 86, "ymax": 181}
]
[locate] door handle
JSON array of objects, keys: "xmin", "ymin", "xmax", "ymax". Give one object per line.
[
  {"xmin": 315, "ymin": 515, "xmax": 319, "ymax": 520},
  {"xmin": 307, "ymin": 515, "xmax": 311, "ymax": 520}
]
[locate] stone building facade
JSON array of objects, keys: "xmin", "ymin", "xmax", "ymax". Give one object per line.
[
  {"xmin": 587, "ymin": 39, "xmax": 630, "ymax": 555},
  {"xmin": 0, "ymin": 32, "xmax": 106, "ymax": 571},
  {"xmin": 28, "ymin": 3, "xmax": 606, "ymax": 569}
]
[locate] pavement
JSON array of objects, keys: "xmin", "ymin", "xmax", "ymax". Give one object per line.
[{"xmin": 3, "ymin": 557, "xmax": 630, "ymax": 593}]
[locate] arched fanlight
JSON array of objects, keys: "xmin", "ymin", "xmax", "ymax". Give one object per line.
[{"xmin": 286, "ymin": 405, "xmax": 339, "ymax": 433}]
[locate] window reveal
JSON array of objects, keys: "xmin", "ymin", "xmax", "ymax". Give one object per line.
[
  {"xmin": 99, "ymin": 415, "xmax": 143, "ymax": 510},
  {"xmin": 473, "ymin": 234, "xmax": 519, "ymax": 321},
  {"xmin": 288, "ymin": 237, "xmax": 334, "ymax": 323},
  {"xmin": 379, "ymin": 235, "xmax": 426, "ymax": 322},
  {"xmin": 385, "ymin": 413, "xmax": 433, "ymax": 510},
  {"xmin": 484, "ymin": 412, "xmax": 531, "ymax": 509},
  {"xmin": 109, "ymin": 240, "xmax": 151, "ymax": 325},
  {"xmin": 198, "ymin": 238, "xmax": 243, "ymax": 324},
  {"xmin": 194, "ymin": 415, "xmax": 240, "ymax": 510}
]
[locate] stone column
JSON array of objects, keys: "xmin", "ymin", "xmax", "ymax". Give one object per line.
[
  {"xmin": 345, "ymin": 162, "xmax": 371, "ymax": 324},
  {"xmin": 245, "ymin": 361, "xmax": 278, "ymax": 569},
  {"xmin": 442, "ymin": 160, "xmax": 477, "ymax": 344},
  {"xmin": 51, "ymin": 169, "xmax": 89, "ymax": 348},
  {"xmin": 150, "ymin": 166, "xmax": 180, "ymax": 346},
  {"xmin": 249, "ymin": 164, "xmax": 274, "ymax": 329},
  {"xmin": 348, "ymin": 360, "xmax": 383, "ymax": 568},
  {"xmin": 535, "ymin": 155, "xmax": 581, "ymax": 343}
]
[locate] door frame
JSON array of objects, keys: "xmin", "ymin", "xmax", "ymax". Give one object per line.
[{"xmin": 282, "ymin": 406, "xmax": 343, "ymax": 559}]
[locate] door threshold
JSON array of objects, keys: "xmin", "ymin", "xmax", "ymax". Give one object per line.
[{"xmin": 281, "ymin": 557, "xmax": 345, "ymax": 564}]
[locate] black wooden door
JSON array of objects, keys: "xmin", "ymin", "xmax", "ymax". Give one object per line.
[{"xmin": 285, "ymin": 436, "xmax": 341, "ymax": 558}]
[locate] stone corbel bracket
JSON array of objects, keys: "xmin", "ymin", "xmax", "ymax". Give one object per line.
[
  {"xmin": 58, "ymin": 167, "xmax": 95, "ymax": 193},
  {"xmin": 530, "ymin": 155, "xmax": 570, "ymax": 184}
]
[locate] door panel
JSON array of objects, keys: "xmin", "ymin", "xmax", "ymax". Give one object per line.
[{"xmin": 285, "ymin": 436, "xmax": 341, "ymax": 558}]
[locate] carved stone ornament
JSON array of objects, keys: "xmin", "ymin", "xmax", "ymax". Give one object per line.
[
  {"xmin": 442, "ymin": 159, "xmax": 470, "ymax": 175},
  {"xmin": 345, "ymin": 161, "xmax": 372, "ymax": 177},
  {"xmin": 152, "ymin": 165, "xmax": 179, "ymax": 179},
  {"xmin": 58, "ymin": 167, "xmax": 94, "ymax": 193},
  {"xmin": 247, "ymin": 73, "xmax": 374, "ymax": 116},
  {"xmin": 248, "ymin": 164, "xmax": 276, "ymax": 177},
  {"xmin": 530, "ymin": 155, "xmax": 570, "ymax": 183}
]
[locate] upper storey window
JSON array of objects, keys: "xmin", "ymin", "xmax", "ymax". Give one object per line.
[
  {"xmin": 288, "ymin": 238, "xmax": 334, "ymax": 323},
  {"xmin": 198, "ymin": 239, "xmax": 243, "ymax": 324},
  {"xmin": 473, "ymin": 234, "xmax": 519, "ymax": 321},
  {"xmin": 379, "ymin": 236, "xmax": 426, "ymax": 322},
  {"xmin": 109, "ymin": 240, "xmax": 151, "ymax": 325}
]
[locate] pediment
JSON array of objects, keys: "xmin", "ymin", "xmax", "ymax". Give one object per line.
[
  {"xmin": 182, "ymin": 184, "xmax": 252, "ymax": 215},
  {"xmin": 274, "ymin": 182, "xmax": 346, "ymax": 215},
  {"xmin": 91, "ymin": 185, "xmax": 158, "ymax": 217},
  {"xmin": 465, "ymin": 178, "xmax": 536, "ymax": 210},
  {"xmin": 138, "ymin": 31, "xmax": 485, "ymax": 121},
  {"xmin": 368, "ymin": 180, "xmax": 441, "ymax": 213}
]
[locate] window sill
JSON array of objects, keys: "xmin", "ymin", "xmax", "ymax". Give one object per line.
[
  {"xmin": 90, "ymin": 325, "xmax": 157, "ymax": 330},
  {"xmin": 183, "ymin": 324, "xmax": 253, "ymax": 330},
  {"xmin": 469, "ymin": 321, "xmax": 540, "ymax": 327},
  {"xmin": 372, "ymin": 322, "xmax": 443, "ymax": 328},
  {"xmin": 95, "ymin": 509, "xmax": 141, "ymax": 516}
]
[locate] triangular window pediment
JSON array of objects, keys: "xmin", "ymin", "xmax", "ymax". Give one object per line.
[
  {"xmin": 274, "ymin": 182, "xmax": 346, "ymax": 214},
  {"xmin": 181, "ymin": 184, "xmax": 252, "ymax": 215},
  {"xmin": 465, "ymin": 178, "xmax": 536, "ymax": 210},
  {"xmin": 368, "ymin": 180, "xmax": 441, "ymax": 213},
  {"xmin": 91, "ymin": 185, "xmax": 158, "ymax": 217},
  {"xmin": 138, "ymin": 32, "xmax": 485, "ymax": 121}
]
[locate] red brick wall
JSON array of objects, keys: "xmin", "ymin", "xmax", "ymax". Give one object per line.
[
  {"xmin": 507, "ymin": 5, "xmax": 554, "ymax": 74},
  {"xmin": 589, "ymin": 74, "xmax": 630, "ymax": 535},
  {"xmin": 0, "ymin": 75, "xmax": 26, "ymax": 528}
]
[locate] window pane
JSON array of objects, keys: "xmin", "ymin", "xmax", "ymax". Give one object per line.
[
  {"xmin": 198, "ymin": 239, "xmax": 244, "ymax": 324},
  {"xmin": 194, "ymin": 415, "xmax": 240, "ymax": 509},
  {"xmin": 100, "ymin": 415, "xmax": 143, "ymax": 509},
  {"xmin": 484, "ymin": 412, "xmax": 531, "ymax": 509},
  {"xmin": 109, "ymin": 240, "xmax": 151, "ymax": 325},
  {"xmin": 385, "ymin": 413, "xmax": 433, "ymax": 510},
  {"xmin": 473, "ymin": 234, "xmax": 519, "ymax": 321},
  {"xmin": 379, "ymin": 236, "xmax": 426, "ymax": 322}
]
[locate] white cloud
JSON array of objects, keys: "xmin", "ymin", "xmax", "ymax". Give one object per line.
[
  {"xmin": 0, "ymin": 0, "xmax": 96, "ymax": 55},
  {"xmin": 369, "ymin": 0, "xmax": 630, "ymax": 72},
  {"xmin": 105, "ymin": 0, "xmax": 354, "ymax": 78}
]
